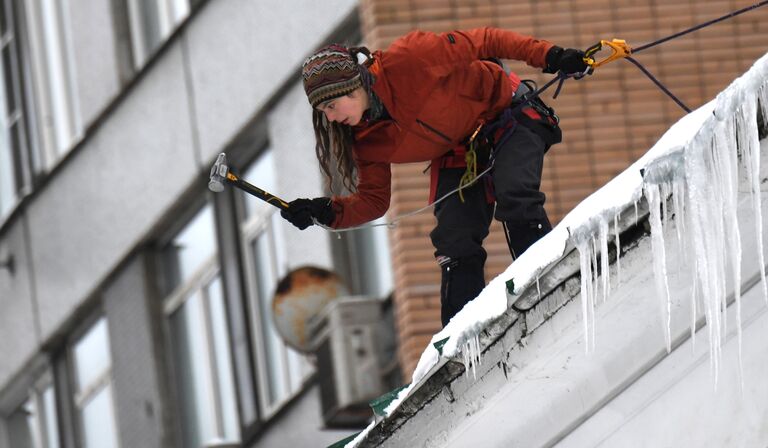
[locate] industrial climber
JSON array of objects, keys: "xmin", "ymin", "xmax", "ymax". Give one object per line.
[{"xmin": 281, "ymin": 28, "xmax": 589, "ymax": 327}]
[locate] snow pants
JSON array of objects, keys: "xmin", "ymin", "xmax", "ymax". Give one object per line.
[{"xmin": 430, "ymin": 123, "xmax": 552, "ymax": 326}]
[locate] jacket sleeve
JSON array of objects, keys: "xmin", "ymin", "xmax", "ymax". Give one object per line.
[
  {"xmin": 392, "ymin": 27, "xmax": 554, "ymax": 69},
  {"xmin": 330, "ymin": 157, "xmax": 392, "ymax": 228}
]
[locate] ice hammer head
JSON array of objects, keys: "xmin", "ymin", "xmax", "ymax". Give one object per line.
[{"xmin": 208, "ymin": 153, "xmax": 229, "ymax": 193}]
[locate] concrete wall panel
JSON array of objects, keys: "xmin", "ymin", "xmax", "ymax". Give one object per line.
[
  {"xmin": 28, "ymin": 43, "xmax": 197, "ymax": 338},
  {"xmin": 184, "ymin": 0, "xmax": 358, "ymax": 165},
  {"xmin": 0, "ymin": 219, "xmax": 40, "ymax": 389},
  {"xmin": 104, "ymin": 255, "xmax": 172, "ymax": 448}
]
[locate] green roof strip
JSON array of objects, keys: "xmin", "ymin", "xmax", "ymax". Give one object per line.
[
  {"xmin": 506, "ymin": 278, "xmax": 515, "ymax": 296},
  {"xmin": 433, "ymin": 336, "xmax": 449, "ymax": 356},
  {"xmin": 369, "ymin": 384, "xmax": 410, "ymax": 417},
  {"xmin": 326, "ymin": 431, "xmax": 361, "ymax": 448}
]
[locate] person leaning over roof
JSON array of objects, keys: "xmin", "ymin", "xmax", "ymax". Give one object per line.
[{"xmin": 281, "ymin": 27, "xmax": 589, "ymax": 327}]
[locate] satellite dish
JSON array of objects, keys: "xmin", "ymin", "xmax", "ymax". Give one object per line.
[{"xmin": 271, "ymin": 266, "xmax": 349, "ymax": 353}]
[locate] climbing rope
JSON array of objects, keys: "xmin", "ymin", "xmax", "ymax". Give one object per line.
[{"xmin": 320, "ymin": 0, "xmax": 768, "ymax": 234}]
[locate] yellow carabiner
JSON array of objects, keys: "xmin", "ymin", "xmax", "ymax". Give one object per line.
[{"xmin": 584, "ymin": 39, "xmax": 632, "ymax": 69}]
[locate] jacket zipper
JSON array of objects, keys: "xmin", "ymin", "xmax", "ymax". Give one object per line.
[{"xmin": 416, "ymin": 119, "xmax": 452, "ymax": 144}]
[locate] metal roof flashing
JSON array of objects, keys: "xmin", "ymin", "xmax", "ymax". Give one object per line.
[{"xmin": 356, "ymin": 198, "xmax": 656, "ymax": 447}]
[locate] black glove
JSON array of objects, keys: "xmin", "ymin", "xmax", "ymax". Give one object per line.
[
  {"xmin": 544, "ymin": 46, "xmax": 589, "ymax": 76},
  {"xmin": 280, "ymin": 197, "xmax": 336, "ymax": 230},
  {"xmin": 308, "ymin": 197, "xmax": 336, "ymax": 226},
  {"xmin": 281, "ymin": 198, "xmax": 313, "ymax": 230}
]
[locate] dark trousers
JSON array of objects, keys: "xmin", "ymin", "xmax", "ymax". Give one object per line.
[{"xmin": 430, "ymin": 124, "xmax": 552, "ymax": 326}]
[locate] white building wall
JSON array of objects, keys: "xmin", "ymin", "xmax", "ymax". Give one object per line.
[
  {"xmin": 0, "ymin": 219, "xmax": 39, "ymax": 388},
  {"xmin": 27, "ymin": 40, "xmax": 197, "ymax": 340},
  {"xmin": 184, "ymin": 0, "xmax": 359, "ymax": 165},
  {"xmin": 0, "ymin": 0, "xmax": 358, "ymax": 440}
]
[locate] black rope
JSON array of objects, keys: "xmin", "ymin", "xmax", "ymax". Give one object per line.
[
  {"xmin": 633, "ymin": 0, "xmax": 768, "ymax": 54},
  {"xmin": 513, "ymin": 1, "xmax": 768, "ymax": 115},
  {"xmin": 625, "ymin": 57, "xmax": 692, "ymax": 113},
  {"xmin": 614, "ymin": 0, "xmax": 768, "ymax": 113}
]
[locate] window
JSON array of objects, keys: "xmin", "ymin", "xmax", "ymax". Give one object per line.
[
  {"xmin": 339, "ymin": 217, "xmax": 394, "ymax": 299},
  {"xmin": 240, "ymin": 151, "xmax": 313, "ymax": 418},
  {"xmin": 5, "ymin": 377, "xmax": 60, "ymax": 448},
  {"xmin": 71, "ymin": 317, "xmax": 118, "ymax": 448},
  {"xmin": 24, "ymin": 0, "xmax": 82, "ymax": 166},
  {"xmin": 126, "ymin": 0, "xmax": 191, "ymax": 68},
  {"xmin": 0, "ymin": 0, "xmax": 32, "ymax": 219},
  {"xmin": 164, "ymin": 204, "xmax": 240, "ymax": 447}
]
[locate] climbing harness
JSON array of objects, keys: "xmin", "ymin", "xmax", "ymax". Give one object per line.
[{"xmin": 317, "ymin": 0, "xmax": 768, "ymax": 234}]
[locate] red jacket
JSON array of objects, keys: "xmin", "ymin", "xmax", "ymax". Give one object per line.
[{"xmin": 331, "ymin": 28, "xmax": 554, "ymax": 228}]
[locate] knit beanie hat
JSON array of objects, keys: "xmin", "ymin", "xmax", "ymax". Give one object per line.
[{"xmin": 302, "ymin": 44, "xmax": 362, "ymax": 108}]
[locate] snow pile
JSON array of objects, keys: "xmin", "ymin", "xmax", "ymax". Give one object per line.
[{"xmin": 345, "ymin": 52, "xmax": 768, "ymax": 447}]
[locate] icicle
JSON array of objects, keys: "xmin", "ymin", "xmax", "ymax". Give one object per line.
[
  {"xmin": 660, "ymin": 182, "xmax": 670, "ymax": 228},
  {"xmin": 590, "ymin": 236, "xmax": 600, "ymax": 351},
  {"xmin": 672, "ymin": 181, "xmax": 685, "ymax": 248},
  {"xmin": 685, "ymin": 129, "xmax": 724, "ymax": 387},
  {"xmin": 599, "ymin": 218, "xmax": 610, "ymax": 304},
  {"xmin": 536, "ymin": 275, "xmax": 541, "ymax": 301},
  {"xmin": 644, "ymin": 183, "xmax": 672, "ymax": 353},
  {"xmin": 462, "ymin": 334, "xmax": 482, "ymax": 380},
  {"xmin": 575, "ymin": 238, "xmax": 596, "ymax": 354},
  {"xmin": 715, "ymin": 117, "xmax": 744, "ymax": 389},
  {"xmin": 672, "ymin": 181, "xmax": 687, "ymax": 281},
  {"xmin": 591, "ymin": 236, "xmax": 599, "ymax": 301},
  {"xmin": 614, "ymin": 213, "xmax": 622, "ymax": 287},
  {"xmin": 690, "ymin": 259, "xmax": 698, "ymax": 353},
  {"xmin": 634, "ymin": 200, "xmax": 639, "ymax": 223},
  {"xmin": 738, "ymin": 100, "xmax": 768, "ymax": 304}
]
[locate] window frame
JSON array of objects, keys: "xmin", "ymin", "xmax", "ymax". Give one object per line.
[
  {"xmin": 0, "ymin": 0, "xmax": 35, "ymax": 221},
  {"xmin": 236, "ymin": 152, "xmax": 314, "ymax": 420},
  {"xmin": 66, "ymin": 314, "xmax": 120, "ymax": 448},
  {"xmin": 22, "ymin": 0, "xmax": 82, "ymax": 169},
  {"xmin": 3, "ymin": 370, "xmax": 61, "ymax": 448},
  {"xmin": 160, "ymin": 203, "xmax": 242, "ymax": 447},
  {"xmin": 125, "ymin": 0, "xmax": 191, "ymax": 69}
]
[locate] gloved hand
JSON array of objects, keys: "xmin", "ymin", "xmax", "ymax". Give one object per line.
[
  {"xmin": 280, "ymin": 197, "xmax": 335, "ymax": 230},
  {"xmin": 308, "ymin": 197, "xmax": 336, "ymax": 226},
  {"xmin": 544, "ymin": 46, "xmax": 590, "ymax": 76}
]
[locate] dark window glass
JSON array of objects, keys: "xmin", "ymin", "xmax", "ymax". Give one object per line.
[
  {"xmin": 0, "ymin": 1, "xmax": 7, "ymax": 36},
  {"xmin": 3, "ymin": 45, "xmax": 16, "ymax": 113}
]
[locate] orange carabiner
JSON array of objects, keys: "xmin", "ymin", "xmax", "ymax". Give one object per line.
[{"xmin": 584, "ymin": 39, "xmax": 632, "ymax": 69}]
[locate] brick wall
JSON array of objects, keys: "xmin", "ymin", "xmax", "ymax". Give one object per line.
[{"xmin": 358, "ymin": 0, "xmax": 768, "ymax": 377}]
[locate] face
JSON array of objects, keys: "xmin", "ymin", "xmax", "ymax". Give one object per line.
[{"xmin": 316, "ymin": 87, "xmax": 370, "ymax": 126}]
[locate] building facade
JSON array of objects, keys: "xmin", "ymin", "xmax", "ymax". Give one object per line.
[
  {"xmin": 0, "ymin": 1, "xmax": 394, "ymax": 447},
  {"xmin": 2, "ymin": 1, "xmax": 768, "ymax": 447}
]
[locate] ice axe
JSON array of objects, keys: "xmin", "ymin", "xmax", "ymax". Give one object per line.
[{"xmin": 208, "ymin": 153, "xmax": 289, "ymax": 210}]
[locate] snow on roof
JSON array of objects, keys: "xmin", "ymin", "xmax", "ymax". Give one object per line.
[{"xmin": 345, "ymin": 51, "xmax": 768, "ymax": 448}]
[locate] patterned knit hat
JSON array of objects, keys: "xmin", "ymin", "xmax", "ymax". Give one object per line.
[{"xmin": 302, "ymin": 44, "xmax": 362, "ymax": 108}]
